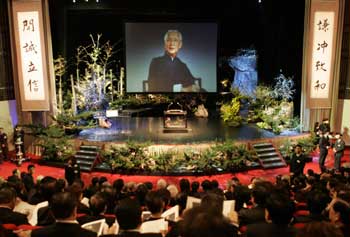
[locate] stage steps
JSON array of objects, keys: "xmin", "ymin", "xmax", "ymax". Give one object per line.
[
  {"xmin": 75, "ymin": 145, "xmax": 100, "ymax": 172},
  {"xmin": 252, "ymin": 142, "xmax": 286, "ymax": 169}
]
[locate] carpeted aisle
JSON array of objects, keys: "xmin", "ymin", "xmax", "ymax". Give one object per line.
[{"xmin": 0, "ymin": 149, "xmax": 349, "ymax": 188}]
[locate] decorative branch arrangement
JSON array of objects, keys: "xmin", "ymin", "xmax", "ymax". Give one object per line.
[{"xmin": 53, "ymin": 34, "xmax": 124, "ymax": 116}]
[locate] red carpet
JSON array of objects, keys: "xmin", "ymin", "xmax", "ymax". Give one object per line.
[{"xmin": 1, "ymin": 149, "xmax": 349, "ymax": 189}]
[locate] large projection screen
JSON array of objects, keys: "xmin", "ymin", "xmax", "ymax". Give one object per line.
[{"xmin": 125, "ymin": 22, "xmax": 217, "ymax": 93}]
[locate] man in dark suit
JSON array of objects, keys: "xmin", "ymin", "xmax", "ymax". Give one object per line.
[
  {"xmin": 333, "ymin": 133, "xmax": 345, "ymax": 171},
  {"xmin": 319, "ymin": 131, "xmax": 330, "ymax": 172},
  {"xmin": 289, "ymin": 144, "xmax": 306, "ymax": 177},
  {"xmin": 147, "ymin": 30, "xmax": 200, "ymax": 92},
  {"xmin": 16, "ymin": 192, "xmax": 96, "ymax": 237},
  {"xmin": 77, "ymin": 192, "xmax": 114, "ymax": 227},
  {"xmin": 319, "ymin": 118, "xmax": 330, "ymax": 134},
  {"xmin": 22, "ymin": 164, "xmax": 35, "ymax": 193},
  {"xmin": 100, "ymin": 198, "xmax": 162, "ymax": 237},
  {"xmin": 0, "ymin": 187, "xmax": 28, "ymax": 226},
  {"xmin": 246, "ymin": 190, "xmax": 296, "ymax": 237},
  {"xmin": 238, "ymin": 183, "xmax": 270, "ymax": 226},
  {"xmin": 0, "ymin": 127, "xmax": 8, "ymax": 162}
]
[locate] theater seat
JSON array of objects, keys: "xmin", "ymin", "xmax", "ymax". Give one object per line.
[
  {"xmin": 2, "ymin": 223, "xmax": 17, "ymax": 230},
  {"xmin": 17, "ymin": 225, "xmax": 42, "ymax": 230}
]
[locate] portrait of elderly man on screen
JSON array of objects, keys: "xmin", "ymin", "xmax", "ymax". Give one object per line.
[{"xmin": 146, "ymin": 30, "xmax": 201, "ymax": 92}]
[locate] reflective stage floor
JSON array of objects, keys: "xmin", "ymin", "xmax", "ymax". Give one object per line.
[{"xmin": 78, "ymin": 117, "xmax": 301, "ymax": 144}]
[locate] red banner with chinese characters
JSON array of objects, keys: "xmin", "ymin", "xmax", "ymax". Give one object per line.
[
  {"xmin": 12, "ymin": 0, "xmax": 50, "ymax": 111},
  {"xmin": 306, "ymin": 0, "xmax": 339, "ymax": 109}
]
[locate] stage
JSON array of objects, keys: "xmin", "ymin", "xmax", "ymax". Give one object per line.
[{"xmin": 78, "ymin": 117, "xmax": 301, "ymax": 144}]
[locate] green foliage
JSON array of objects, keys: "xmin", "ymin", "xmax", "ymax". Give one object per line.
[
  {"xmin": 52, "ymin": 111, "xmax": 96, "ymax": 132},
  {"xmin": 26, "ymin": 124, "xmax": 75, "ymax": 162},
  {"xmin": 251, "ymin": 84, "xmax": 299, "ymax": 134},
  {"xmin": 220, "ymin": 97, "xmax": 243, "ymax": 127},
  {"xmin": 100, "ymin": 140, "xmax": 257, "ymax": 174},
  {"xmin": 102, "ymin": 141, "xmax": 151, "ymax": 171},
  {"xmin": 279, "ymin": 135, "xmax": 316, "ymax": 158},
  {"xmin": 109, "ymin": 94, "xmax": 171, "ymax": 109}
]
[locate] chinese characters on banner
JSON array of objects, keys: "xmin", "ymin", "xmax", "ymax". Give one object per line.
[
  {"xmin": 17, "ymin": 11, "xmax": 45, "ymax": 100},
  {"xmin": 310, "ymin": 11, "xmax": 334, "ymax": 99}
]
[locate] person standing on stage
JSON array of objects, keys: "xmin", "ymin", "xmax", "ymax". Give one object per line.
[
  {"xmin": 319, "ymin": 118, "xmax": 330, "ymax": 134},
  {"xmin": 290, "ymin": 144, "xmax": 306, "ymax": 178},
  {"xmin": 65, "ymin": 156, "xmax": 81, "ymax": 186},
  {"xmin": 333, "ymin": 133, "xmax": 345, "ymax": 172},
  {"xmin": 319, "ymin": 131, "xmax": 330, "ymax": 172},
  {"xmin": 0, "ymin": 127, "xmax": 8, "ymax": 163}
]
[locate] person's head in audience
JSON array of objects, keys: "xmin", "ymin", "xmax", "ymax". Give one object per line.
[
  {"xmin": 307, "ymin": 190, "xmax": 330, "ymax": 217},
  {"xmin": 232, "ymin": 177, "xmax": 240, "ymax": 186},
  {"xmin": 12, "ymin": 169, "xmax": 21, "ymax": 178},
  {"xmin": 27, "ymin": 164, "xmax": 35, "ymax": 175},
  {"xmin": 329, "ymin": 200, "xmax": 350, "ymax": 226},
  {"xmin": 6, "ymin": 179, "xmax": 25, "ymax": 200},
  {"xmin": 191, "ymin": 181, "xmax": 199, "ymax": 193},
  {"xmin": 156, "ymin": 179, "xmax": 167, "ymax": 189},
  {"xmin": 124, "ymin": 181, "xmax": 137, "ymax": 194},
  {"xmin": 167, "ymin": 184, "xmax": 179, "ymax": 199},
  {"xmin": 327, "ymin": 178, "xmax": 338, "ymax": 197},
  {"xmin": 98, "ymin": 176, "xmax": 108, "ymax": 187},
  {"xmin": 100, "ymin": 181, "xmax": 112, "ymax": 193},
  {"xmin": 115, "ymin": 198, "xmax": 142, "ymax": 230},
  {"xmin": 0, "ymin": 187, "xmax": 17, "ymax": 209},
  {"xmin": 145, "ymin": 190, "xmax": 165, "ymax": 217},
  {"xmin": 251, "ymin": 182, "xmax": 271, "ymax": 207},
  {"xmin": 157, "ymin": 188, "xmax": 171, "ymax": 208},
  {"xmin": 306, "ymin": 175, "xmax": 316, "ymax": 187},
  {"xmin": 265, "ymin": 190, "xmax": 295, "ymax": 225},
  {"xmin": 179, "ymin": 179, "xmax": 190, "ymax": 193},
  {"xmin": 89, "ymin": 192, "xmax": 107, "ymax": 216},
  {"xmin": 201, "ymin": 193, "xmax": 224, "ymax": 216},
  {"xmin": 144, "ymin": 181, "xmax": 153, "ymax": 191},
  {"xmin": 7, "ymin": 169, "xmax": 21, "ymax": 183},
  {"xmin": 55, "ymin": 178, "xmax": 67, "ymax": 192},
  {"xmin": 38, "ymin": 176, "xmax": 57, "ymax": 201},
  {"xmin": 233, "ymin": 185, "xmax": 251, "ymax": 211},
  {"xmin": 306, "ymin": 169, "xmax": 315, "ymax": 177},
  {"xmin": 113, "ymin": 178, "xmax": 124, "ymax": 192},
  {"xmin": 336, "ymin": 187, "xmax": 350, "ymax": 203},
  {"xmin": 176, "ymin": 192, "xmax": 188, "ymax": 215},
  {"xmin": 201, "ymin": 180, "xmax": 212, "ymax": 192},
  {"xmin": 91, "ymin": 177, "xmax": 99, "ymax": 187},
  {"xmin": 50, "ymin": 191, "xmax": 77, "ymax": 221},
  {"xmin": 299, "ymin": 221, "xmax": 343, "ymax": 237},
  {"xmin": 211, "ymin": 180, "xmax": 220, "ymax": 189},
  {"xmin": 180, "ymin": 206, "xmax": 235, "ymax": 237},
  {"xmin": 135, "ymin": 183, "xmax": 148, "ymax": 206},
  {"xmin": 66, "ymin": 181, "xmax": 84, "ymax": 202},
  {"xmin": 225, "ymin": 179, "xmax": 235, "ymax": 193}
]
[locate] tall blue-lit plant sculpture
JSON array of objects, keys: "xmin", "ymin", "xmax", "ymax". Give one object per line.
[{"xmin": 228, "ymin": 48, "xmax": 258, "ymax": 98}]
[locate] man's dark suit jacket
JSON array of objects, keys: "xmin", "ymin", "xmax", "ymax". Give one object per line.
[
  {"xmin": 31, "ymin": 222, "xmax": 97, "ymax": 237},
  {"xmin": 246, "ymin": 223, "xmax": 296, "ymax": 237},
  {"xmin": 0, "ymin": 207, "xmax": 28, "ymax": 226},
  {"xmin": 289, "ymin": 153, "xmax": 306, "ymax": 177},
  {"xmin": 147, "ymin": 54, "xmax": 196, "ymax": 92},
  {"xmin": 101, "ymin": 231, "xmax": 162, "ymax": 237},
  {"xmin": 77, "ymin": 214, "xmax": 115, "ymax": 227},
  {"xmin": 238, "ymin": 206, "xmax": 266, "ymax": 226}
]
